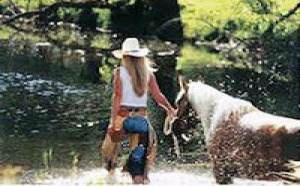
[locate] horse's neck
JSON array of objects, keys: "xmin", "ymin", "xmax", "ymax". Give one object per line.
[
  {"xmin": 187, "ymin": 82, "xmax": 224, "ymax": 138},
  {"xmin": 187, "ymin": 82, "xmax": 255, "ymax": 143}
]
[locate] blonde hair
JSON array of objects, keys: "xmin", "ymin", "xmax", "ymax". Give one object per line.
[{"xmin": 121, "ymin": 55, "xmax": 155, "ymax": 97}]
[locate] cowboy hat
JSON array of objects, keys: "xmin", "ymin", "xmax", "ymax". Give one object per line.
[{"xmin": 112, "ymin": 38, "xmax": 149, "ymax": 58}]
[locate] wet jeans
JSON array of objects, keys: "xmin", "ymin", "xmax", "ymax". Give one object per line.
[{"xmin": 123, "ymin": 116, "xmax": 149, "ymax": 176}]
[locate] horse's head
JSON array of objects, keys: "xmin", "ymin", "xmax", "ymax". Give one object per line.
[{"xmin": 164, "ymin": 76, "xmax": 200, "ymax": 142}]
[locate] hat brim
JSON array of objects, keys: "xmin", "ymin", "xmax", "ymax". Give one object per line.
[{"xmin": 112, "ymin": 48, "xmax": 149, "ymax": 59}]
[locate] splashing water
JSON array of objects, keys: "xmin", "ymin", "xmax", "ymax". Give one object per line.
[{"xmin": 18, "ymin": 168, "xmax": 292, "ymax": 186}]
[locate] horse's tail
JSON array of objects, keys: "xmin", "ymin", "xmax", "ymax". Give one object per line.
[
  {"xmin": 271, "ymin": 161, "xmax": 300, "ymax": 184},
  {"xmin": 272, "ymin": 130, "xmax": 300, "ymax": 183}
]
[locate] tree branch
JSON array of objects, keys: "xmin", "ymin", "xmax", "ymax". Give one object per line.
[
  {"xmin": 265, "ymin": 2, "xmax": 300, "ymax": 33},
  {"xmin": 2, "ymin": 0, "xmax": 112, "ymax": 25},
  {"xmin": 7, "ymin": 0, "xmax": 25, "ymax": 15}
]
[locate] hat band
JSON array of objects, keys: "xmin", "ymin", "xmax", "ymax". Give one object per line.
[{"xmin": 124, "ymin": 50, "xmax": 140, "ymax": 53}]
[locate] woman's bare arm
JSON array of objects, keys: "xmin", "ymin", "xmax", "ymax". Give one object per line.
[
  {"xmin": 148, "ymin": 72, "xmax": 174, "ymax": 114},
  {"xmin": 110, "ymin": 68, "xmax": 122, "ymax": 126}
]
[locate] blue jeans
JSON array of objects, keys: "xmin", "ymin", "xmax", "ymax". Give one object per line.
[
  {"xmin": 123, "ymin": 116, "xmax": 149, "ymax": 176},
  {"xmin": 123, "ymin": 116, "xmax": 149, "ymax": 133}
]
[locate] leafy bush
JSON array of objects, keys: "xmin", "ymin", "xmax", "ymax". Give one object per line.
[{"xmin": 179, "ymin": 0, "xmax": 300, "ymax": 39}]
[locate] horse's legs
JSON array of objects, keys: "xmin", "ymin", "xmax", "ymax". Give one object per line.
[{"xmin": 212, "ymin": 160, "xmax": 234, "ymax": 184}]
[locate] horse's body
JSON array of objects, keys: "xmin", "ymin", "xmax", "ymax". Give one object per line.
[{"xmin": 166, "ymin": 78, "xmax": 300, "ymax": 184}]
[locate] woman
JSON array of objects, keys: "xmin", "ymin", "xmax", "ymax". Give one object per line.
[{"xmin": 101, "ymin": 38, "xmax": 175, "ymax": 184}]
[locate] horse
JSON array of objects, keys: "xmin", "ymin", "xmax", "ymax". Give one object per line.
[{"xmin": 164, "ymin": 76, "xmax": 300, "ymax": 184}]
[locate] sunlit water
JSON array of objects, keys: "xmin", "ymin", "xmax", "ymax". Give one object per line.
[{"xmin": 15, "ymin": 167, "xmax": 290, "ymax": 186}]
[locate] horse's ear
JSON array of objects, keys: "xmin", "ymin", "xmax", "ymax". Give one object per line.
[{"xmin": 178, "ymin": 75, "xmax": 189, "ymax": 92}]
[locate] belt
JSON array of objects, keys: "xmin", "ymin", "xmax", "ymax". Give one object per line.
[{"xmin": 118, "ymin": 106, "xmax": 147, "ymax": 117}]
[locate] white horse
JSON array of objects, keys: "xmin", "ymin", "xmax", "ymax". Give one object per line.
[{"xmin": 165, "ymin": 76, "xmax": 300, "ymax": 184}]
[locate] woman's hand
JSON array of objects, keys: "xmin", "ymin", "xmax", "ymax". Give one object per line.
[
  {"xmin": 108, "ymin": 126, "xmax": 125, "ymax": 142},
  {"xmin": 167, "ymin": 107, "xmax": 176, "ymax": 118},
  {"xmin": 108, "ymin": 126, "xmax": 116, "ymax": 135}
]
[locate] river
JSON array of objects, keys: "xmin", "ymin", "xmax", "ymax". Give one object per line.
[{"xmin": 0, "ymin": 37, "xmax": 299, "ymax": 185}]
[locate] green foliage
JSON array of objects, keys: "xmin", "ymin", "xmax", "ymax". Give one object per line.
[
  {"xmin": 0, "ymin": 27, "xmax": 13, "ymax": 39},
  {"xmin": 99, "ymin": 64, "xmax": 112, "ymax": 83},
  {"xmin": 261, "ymin": 30, "xmax": 299, "ymax": 77},
  {"xmin": 57, "ymin": 7, "xmax": 81, "ymax": 22},
  {"xmin": 179, "ymin": 0, "xmax": 300, "ymax": 39},
  {"xmin": 6, "ymin": 0, "xmax": 55, "ymax": 10},
  {"xmin": 177, "ymin": 44, "xmax": 231, "ymax": 78},
  {"xmin": 244, "ymin": 0, "xmax": 275, "ymax": 14},
  {"xmin": 91, "ymin": 34, "xmax": 111, "ymax": 49},
  {"xmin": 94, "ymin": 8, "xmax": 111, "ymax": 29},
  {"xmin": 1, "ymin": 0, "xmax": 298, "ymax": 39}
]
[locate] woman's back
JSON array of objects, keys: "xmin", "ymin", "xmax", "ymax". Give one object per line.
[{"xmin": 119, "ymin": 66, "xmax": 149, "ymax": 107}]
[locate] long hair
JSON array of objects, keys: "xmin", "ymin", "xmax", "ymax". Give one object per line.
[{"xmin": 121, "ymin": 55, "xmax": 155, "ymax": 97}]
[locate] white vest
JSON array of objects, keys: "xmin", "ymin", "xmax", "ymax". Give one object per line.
[{"xmin": 119, "ymin": 66, "xmax": 149, "ymax": 107}]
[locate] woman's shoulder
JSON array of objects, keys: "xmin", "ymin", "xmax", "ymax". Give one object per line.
[
  {"xmin": 112, "ymin": 67, "xmax": 122, "ymax": 79},
  {"xmin": 148, "ymin": 70, "xmax": 154, "ymax": 78},
  {"xmin": 114, "ymin": 66, "xmax": 128, "ymax": 80},
  {"xmin": 113, "ymin": 66, "xmax": 124, "ymax": 73},
  {"xmin": 113, "ymin": 67, "xmax": 119, "ymax": 73},
  {"xmin": 147, "ymin": 71, "xmax": 156, "ymax": 84}
]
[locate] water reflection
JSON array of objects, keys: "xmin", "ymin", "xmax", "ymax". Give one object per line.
[
  {"xmin": 0, "ymin": 71, "xmax": 110, "ymax": 136},
  {"xmin": 0, "ymin": 40, "xmax": 112, "ymax": 185},
  {"xmin": 0, "ymin": 71, "xmax": 108, "ymax": 184}
]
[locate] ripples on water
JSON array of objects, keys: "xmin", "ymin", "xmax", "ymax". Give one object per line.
[
  {"xmin": 0, "ymin": 72, "xmax": 89, "ymax": 96},
  {"xmin": 0, "ymin": 71, "xmax": 110, "ymax": 184},
  {"xmin": 0, "ymin": 71, "xmax": 110, "ymax": 135},
  {"xmin": 13, "ymin": 167, "xmax": 289, "ymax": 186}
]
